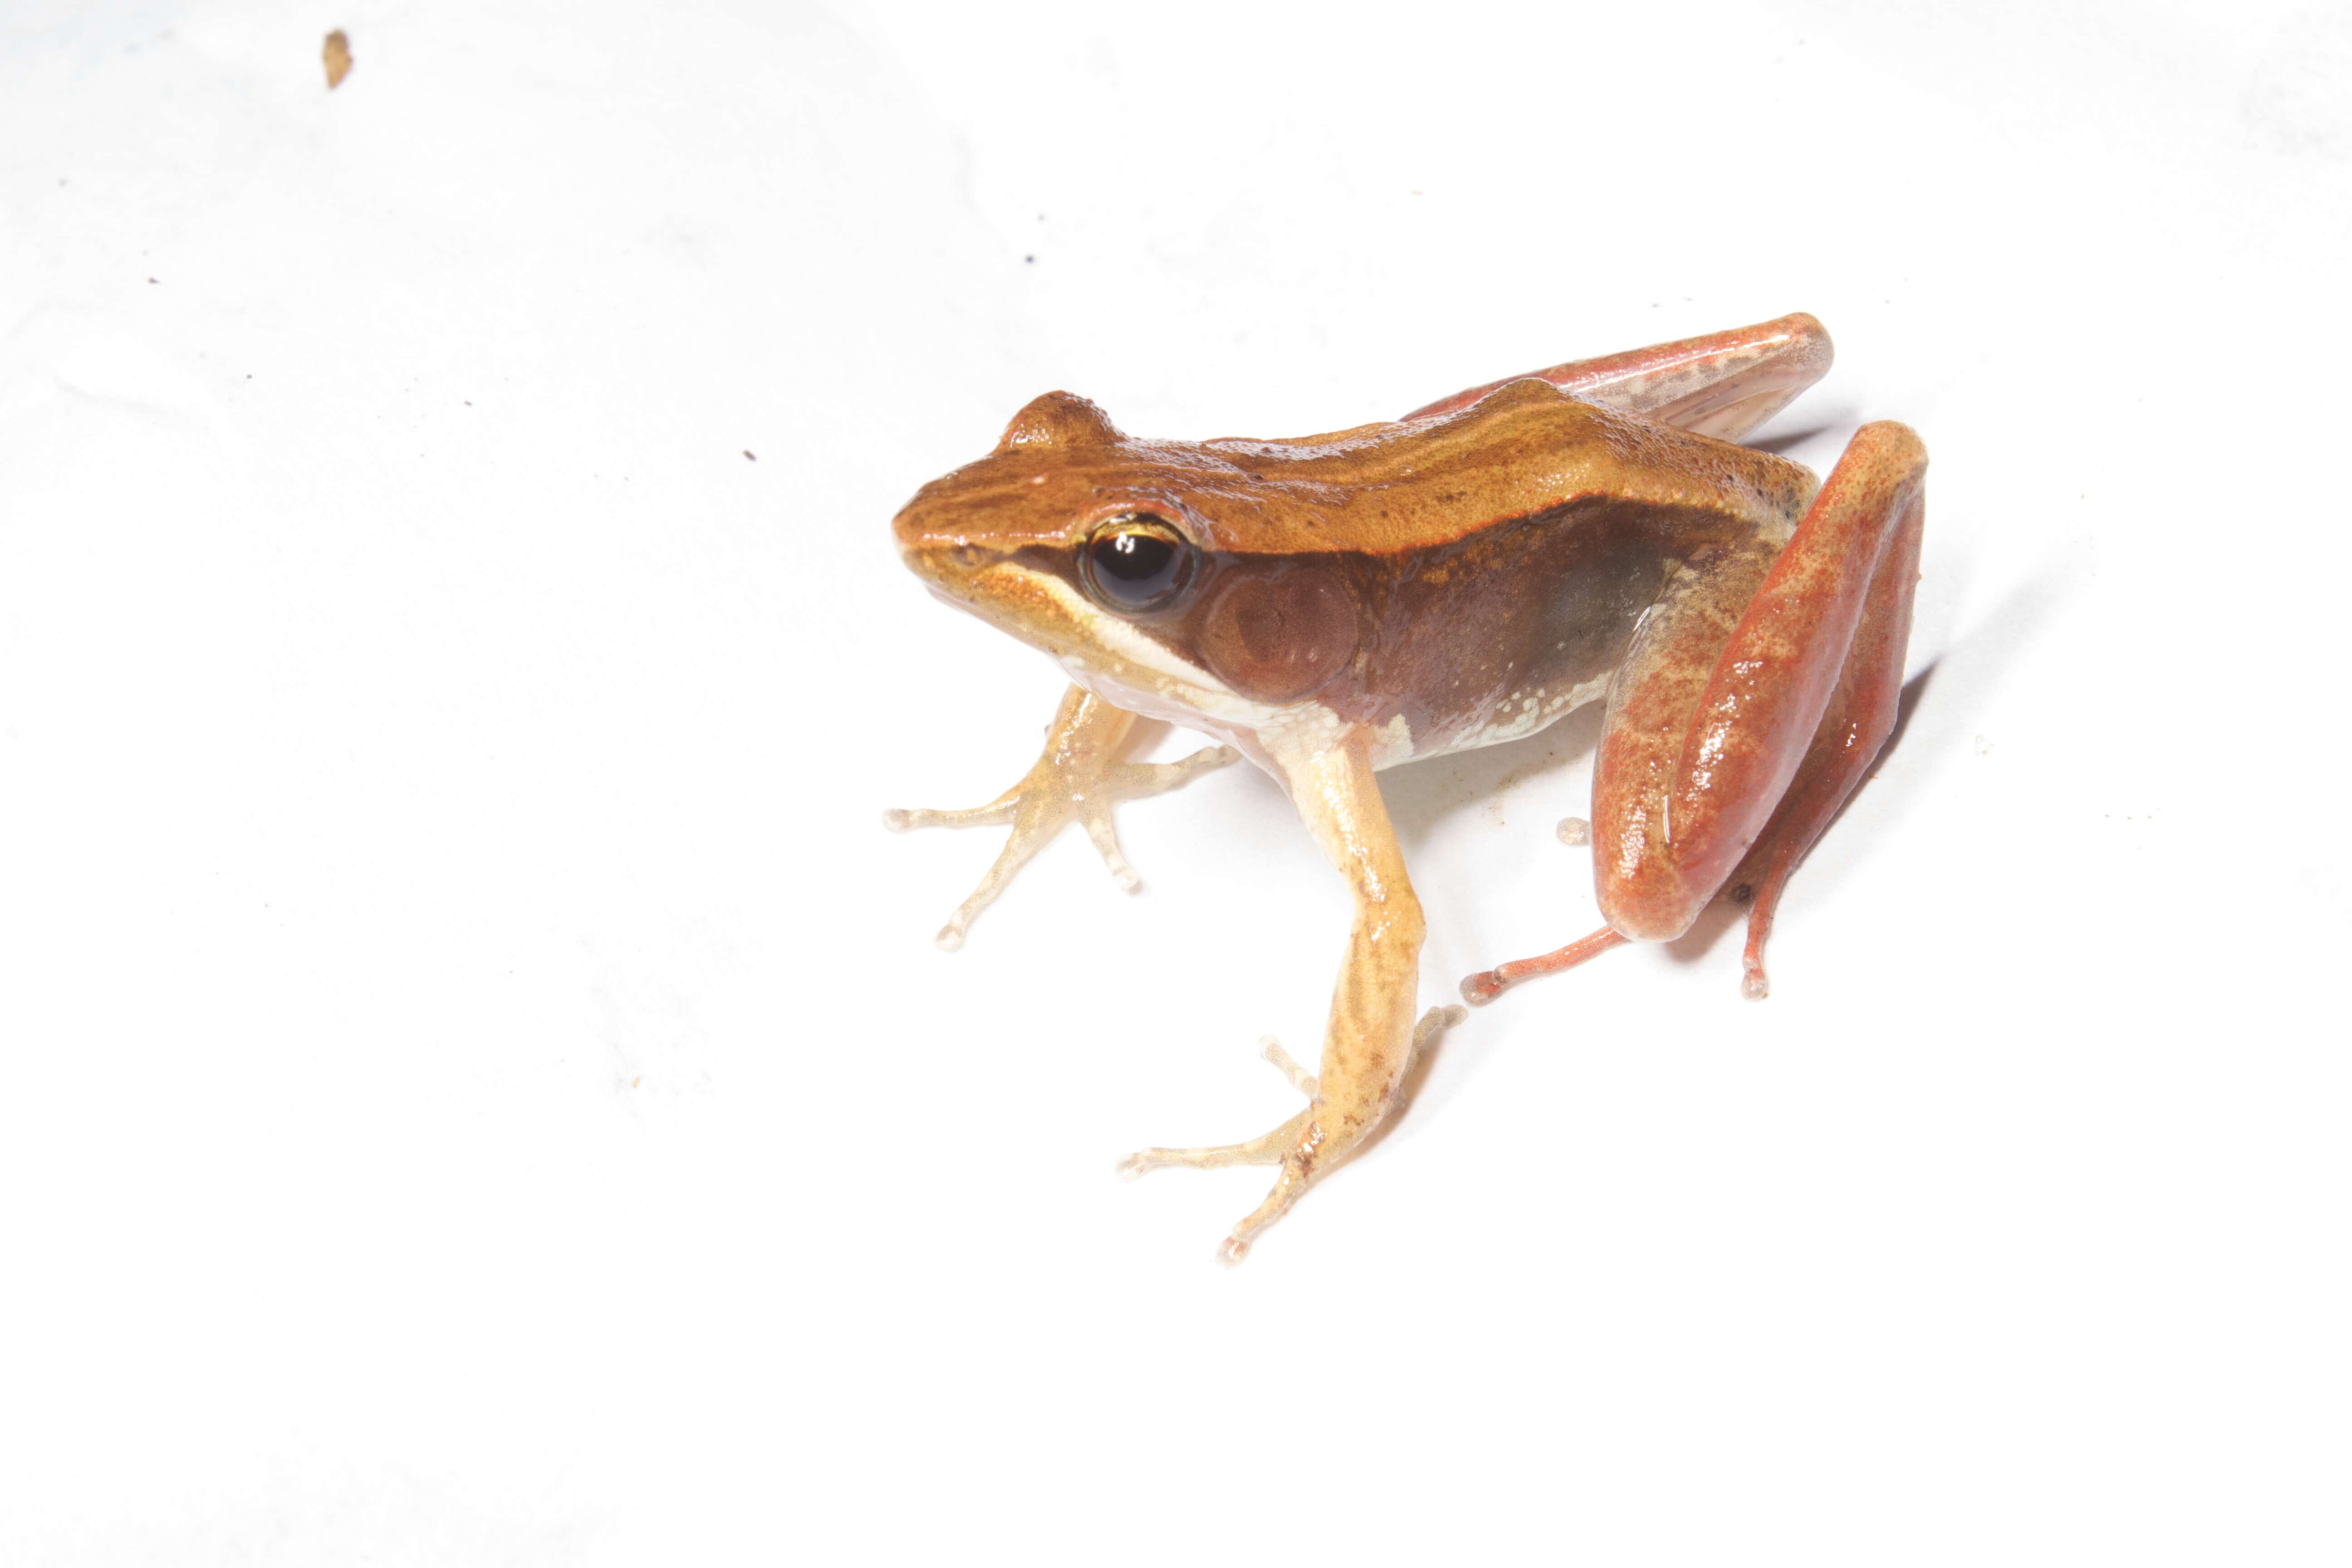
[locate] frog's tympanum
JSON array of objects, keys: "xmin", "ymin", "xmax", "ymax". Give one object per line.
[{"xmin": 887, "ymin": 314, "xmax": 1926, "ymax": 1260}]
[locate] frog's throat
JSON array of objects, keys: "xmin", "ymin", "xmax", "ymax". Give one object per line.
[
  {"xmin": 1019, "ymin": 572, "xmax": 1264, "ymax": 725},
  {"xmin": 1028, "ymin": 572, "xmax": 1417, "ymax": 770}
]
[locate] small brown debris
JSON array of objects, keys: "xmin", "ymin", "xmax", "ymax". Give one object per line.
[
  {"xmin": 323, "ymin": 29, "xmax": 353, "ymax": 89},
  {"xmin": 743, "ymin": 449, "xmax": 756, "ymax": 461}
]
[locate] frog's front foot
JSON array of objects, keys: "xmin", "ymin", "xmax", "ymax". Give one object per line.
[
  {"xmin": 1119, "ymin": 1006, "xmax": 1465, "ymax": 1263},
  {"xmin": 885, "ymin": 686, "xmax": 1237, "ymax": 950}
]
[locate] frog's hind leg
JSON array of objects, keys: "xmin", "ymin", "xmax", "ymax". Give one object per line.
[
  {"xmin": 884, "ymin": 683, "xmax": 1238, "ymax": 950},
  {"xmin": 1722, "ymin": 442, "xmax": 1928, "ymax": 998},
  {"xmin": 1602, "ymin": 421, "xmax": 1926, "ymax": 977},
  {"xmin": 1460, "ymin": 421, "xmax": 1927, "ymax": 1004},
  {"xmin": 1406, "ymin": 312, "xmax": 1833, "ymax": 441}
]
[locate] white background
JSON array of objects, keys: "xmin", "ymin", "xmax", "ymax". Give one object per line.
[{"xmin": 3, "ymin": 0, "xmax": 2347, "ymax": 1562}]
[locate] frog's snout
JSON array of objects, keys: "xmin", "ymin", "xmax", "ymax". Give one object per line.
[
  {"xmin": 893, "ymin": 529, "xmax": 993, "ymax": 602},
  {"xmin": 888, "ymin": 501, "xmax": 935, "ymax": 566}
]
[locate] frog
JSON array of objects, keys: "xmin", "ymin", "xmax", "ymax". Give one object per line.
[{"xmin": 886, "ymin": 313, "xmax": 1927, "ymax": 1261}]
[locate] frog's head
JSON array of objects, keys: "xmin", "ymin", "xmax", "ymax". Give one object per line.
[{"xmin": 892, "ymin": 392, "xmax": 1362, "ymax": 741}]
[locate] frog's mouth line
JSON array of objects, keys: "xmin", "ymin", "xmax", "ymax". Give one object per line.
[{"xmin": 917, "ymin": 555, "xmax": 1298, "ymax": 745}]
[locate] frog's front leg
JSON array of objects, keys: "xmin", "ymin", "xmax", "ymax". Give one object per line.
[
  {"xmin": 885, "ymin": 683, "xmax": 1237, "ymax": 950},
  {"xmin": 1119, "ymin": 733, "xmax": 1456, "ymax": 1263},
  {"xmin": 1463, "ymin": 421, "xmax": 1928, "ymax": 1003}
]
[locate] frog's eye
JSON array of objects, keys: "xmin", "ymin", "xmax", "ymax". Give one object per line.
[{"xmin": 1080, "ymin": 513, "xmax": 1197, "ymax": 613}]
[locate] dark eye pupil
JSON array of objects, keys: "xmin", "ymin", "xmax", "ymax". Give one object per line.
[
  {"xmin": 1097, "ymin": 530, "xmax": 1175, "ymax": 583},
  {"xmin": 1084, "ymin": 520, "xmax": 1191, "ymax": 609}
]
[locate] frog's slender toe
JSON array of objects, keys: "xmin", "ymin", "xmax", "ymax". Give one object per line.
[
  {"xmin": 1740, "ymin": 925, "xmax": 1773, "ymax": 1000},
  {"xmin": 884, "ymin": 800, "xmax": 1018, "ymax": 833},
  {"xmin": 1131, "ymin": 1006, "xmax": 1464, "ymax": 1260},
  {"xmin": 1460, "ymin": 925, "xmax": 1630, "ymax": 1004},
  {"xmin": 1460, "ymin": 970, "xmax": 1506, "ymax": 1007},
  {"xmin": 1258, "ymin": 1036, "xmax": 1317, "ymax": 1097},
  {"xmin": 1116, "ymin": 1106, "xmax": 1311, "ymax": 1180},
  {"xmin": 1117, "ymin": 1041, "xmax": 1316, "ymax": 1180},
  {"xmin": 1736, "ymin": 868, "xmax": 1788, "ymax": 1000},
  {"xmin": 925, "ymin": 831, "xmax": 1049, "ymax": 952},
  {"xmin": 1078, "ymin": 808, "xmax": 1142, "ymax": 892}
]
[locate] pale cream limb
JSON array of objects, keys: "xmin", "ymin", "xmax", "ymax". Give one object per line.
[
  {"xmin": 1117, "ymin": 1107, "xmax": 1314, "ymax": 1179},
  {"xmin": 1114, "ymin": 730, "xmax": 1461, "ymax": 1262},
  {"xmin": 884, "ymin": 684, "xmax": 1239, "ymax": 950},
  {"xmin": 1259, "ymin": 1037, "xmax": 1318, "ymax": 1098},
  {"xmin": 1217, "ymin": 738, "xmax": 1441, "ymax": 1263}
]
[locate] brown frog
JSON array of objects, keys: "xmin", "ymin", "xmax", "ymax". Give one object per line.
[{"xmin": 887, "ymin": 313, "xmax": 1927, "ymax": 1260}]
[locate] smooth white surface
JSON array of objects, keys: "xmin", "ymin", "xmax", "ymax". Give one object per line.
[{"xmin": 3, "ymin": 1, "xmax": 2347, "ymax": 1562}]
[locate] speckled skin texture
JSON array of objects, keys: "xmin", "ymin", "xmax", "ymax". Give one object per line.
[{"xmin": 887, "ymin": 313, "xmax": 1927, "ymax": 1258}]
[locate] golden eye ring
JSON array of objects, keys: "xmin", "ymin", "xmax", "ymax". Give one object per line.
[{"xmin": 1079, "ymin": 512, "xmax": 1197, "ymax": 613}]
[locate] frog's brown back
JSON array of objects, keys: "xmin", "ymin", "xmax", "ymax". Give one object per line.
[
  {"xmin": 893, "ymin": 379, "xmax": 1811, "ymax": 566},
  {"xmin": 1176, "ymin": 379, "xmax": 1816, "ymax": 558}
]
